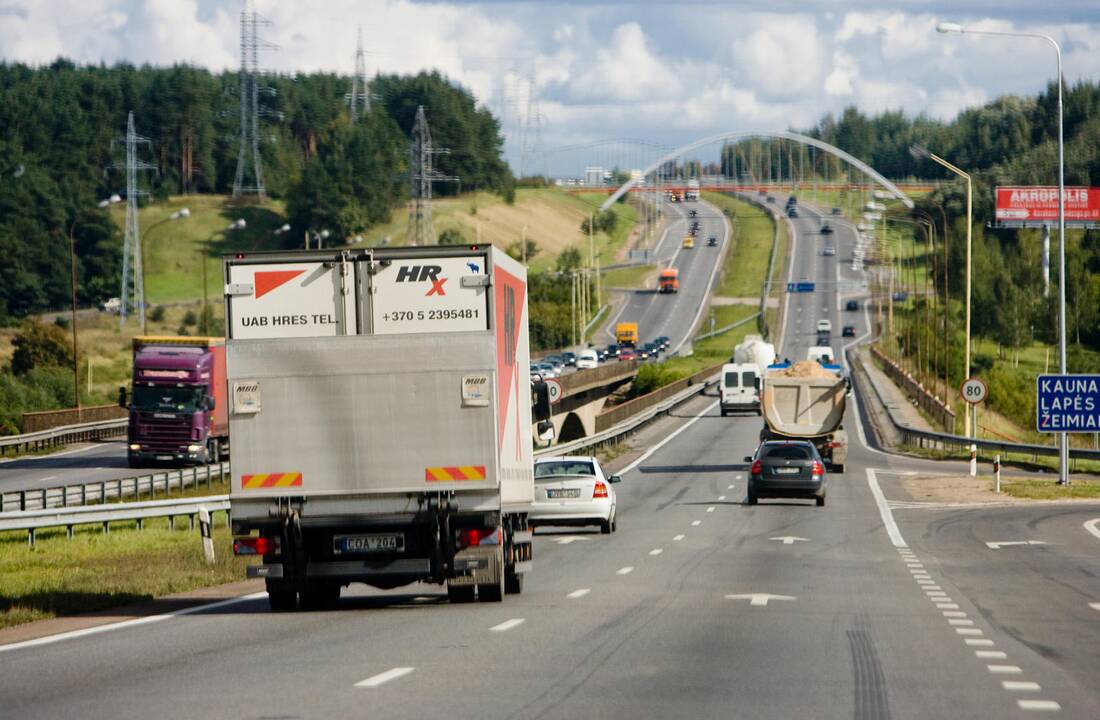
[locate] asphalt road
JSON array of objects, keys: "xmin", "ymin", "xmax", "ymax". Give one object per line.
[
  {"xmin": 3, "ymin": 193, "xmax": 1099, "ymax": 719},
  {"xmin": 603, "ymin": 197, "xmax": 729, "ymax": 352}
]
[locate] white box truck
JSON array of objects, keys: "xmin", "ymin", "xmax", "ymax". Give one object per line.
[{"xmin": 225, "ymin": 246, "xmax": 537, "ymax": 610}]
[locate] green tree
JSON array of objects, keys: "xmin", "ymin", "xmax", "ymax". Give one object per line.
[{"xmin": 10, "ymin": 319, "xmax": 74, "ymax": 374}]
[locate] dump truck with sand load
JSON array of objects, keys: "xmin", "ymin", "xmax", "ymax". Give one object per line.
[
  {"xmin": 760, "ymin": 360, "xmax": 848, "ymax": 472},
  {"xmin": 224, "ymin": 245, "xmax": 538, "ymax": 610}
]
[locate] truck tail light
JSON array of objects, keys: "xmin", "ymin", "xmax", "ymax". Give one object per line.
[
  {"xmin": 592, "ymin": 482, "xmax": 608, "ymax": 498},
  {"xmin": 811, "ymin": 461, "xmax": 825, "ymax": 477},
  {"xmin": 234, "ymin": 536, "xmax": 279, "ymax": 555},
  {"xmin": 750, "ymin": 460, "xmax": 762, "ymax": 475},
  {"xmin": 827, "ymin": 441, "xmax": 841, "ymax": 449},
  {"xmin": 458, "ymin": 528, "xmax": 500, "ymax": 548}
]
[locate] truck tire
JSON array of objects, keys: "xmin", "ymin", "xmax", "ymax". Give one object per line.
[
  {"xmin": 477, "ymin": 548, "xmax": 505, "ymax": 602},
  {"xmin": 268, "ymin": 590, "xmax": 297, "ymax": 612},
  {"xmin": 447, "ymin": 584, "xmax": 475, "ymax": 603},
  {"xmin": 816, "ymin": 495, "xmax": 826, "ymax": 507},
  {"xmin": 831, "ymin": 464, "xmax": 844, "ymax": 474},
  {"xmin": 504, "ymin": 569, "xmax": 524, "ymax": 595}
]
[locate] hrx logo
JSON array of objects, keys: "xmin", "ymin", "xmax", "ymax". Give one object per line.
[{"xmin": 396, "ymin": 265, "xmax": 447, "ymax": 296}]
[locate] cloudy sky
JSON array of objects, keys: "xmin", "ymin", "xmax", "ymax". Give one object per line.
[{"xmin": 2, "ymin": 0, "xmax": 1099, "ymax": 174}]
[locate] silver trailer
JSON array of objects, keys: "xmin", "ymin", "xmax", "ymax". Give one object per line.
[{"xmin": 224, "ymin": 246, "xmax": 534, "ymax": 610}]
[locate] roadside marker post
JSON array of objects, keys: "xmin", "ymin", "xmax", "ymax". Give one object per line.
[
  {"xmin": 198, "ymin": 507, "xmax": 215, "ymax": 564},
  {"xmin": 970, "ymin": 444, "xmax": 978, "ymax": 477},
  {"xmin": 994, "ymin": 454, "xmax": 1001, "ymax": 493}
]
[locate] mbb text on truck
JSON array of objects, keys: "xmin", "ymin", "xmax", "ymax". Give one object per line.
[{"xmin": 226, "ymin": 246, "xmax": 538, "ymax": 610}]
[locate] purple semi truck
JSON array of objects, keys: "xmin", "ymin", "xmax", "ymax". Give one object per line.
[{"xmin": 120, "ymin": 336, "xmax": 228, "ymax": 468}]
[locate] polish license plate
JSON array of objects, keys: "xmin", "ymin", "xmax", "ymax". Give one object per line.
[
  {"xmin": 333, "ymin": 534, "xmax": 404, "ymax": 555},
  {"xmin": 547, "ymin": 488, "xmax": 581, "ymax": 499},
  {"xmin": 774, "ymin": 467, "xmax": 801, "ymax": 475}
]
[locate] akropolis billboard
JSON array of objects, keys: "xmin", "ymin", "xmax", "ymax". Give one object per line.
[{"xmin": 995, "ymin": 186, "xmax": 1100, "ymax": 226}]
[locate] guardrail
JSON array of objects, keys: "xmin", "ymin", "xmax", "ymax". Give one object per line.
[
  {"xmin": 1, "ymin": 495, "xmax": 230, "ymax": 547},
  {"xmin": 694, "ymin": 312, "xmax": 761, "ymax": 342},
  {"xmin": 0, "ymin": 418, "xmax": 127, "ymax": 456},
  {"xmin": 849, "ymin": 349, "xmax": 1100, "ymax": 468},
  {"xmin": 0, "ymin": 462, "xmax": 230, "ymax": 513}
]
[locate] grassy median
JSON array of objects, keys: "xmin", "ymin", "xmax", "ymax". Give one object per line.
[{"xmin": 0, "ymin": 519, "xmax": 252, "ymax": 630}]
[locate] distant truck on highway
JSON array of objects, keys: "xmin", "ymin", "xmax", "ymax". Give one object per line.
[
  {"xmin": 225, "ymin": 246, "xmax": 542, "ymax": 610},
  {"xmin": 760, "ymin": 360, "xmax": 848, "ymax": 472},
  {"xmin": 121, "ymin": 336, "xmax": 228, "ymax": 468},
  {"xmin": 658, "ymin": 268, "xmax": 680, "ymax": 293},
  {"xmin": 615, "ymin": 322, "xmax": 639, "ymax": 348},
  {"xmin": 733, "ymin": 335, "xmax": 776, "ymax": 369}
]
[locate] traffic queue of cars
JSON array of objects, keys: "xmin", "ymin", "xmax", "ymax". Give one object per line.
[{"xmin": 530, "ymin": 337, "xmax": 671, "ymax": 380}]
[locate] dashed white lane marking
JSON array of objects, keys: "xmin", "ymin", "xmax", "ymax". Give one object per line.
[
  {"xmin": 1003, "ymin": 681, "xmax": 1042, "ymax": 692},
  {"xmin": 649, "ymin": 548, "xmax": 663, "ymax": 556},
  {"xmin": 355, "ymin": 667, "xmax": 415, "ymax": 688},
  {"xmin": 966, "ymin": 639, "xmax": 995, "ymax": 647},
  {"xmin": 987, "ymin": 665, "xmax": 1022, "ymax": 674},
  {"xmin": 617, "ymin": 566, "xmax": 634, "ymax": 575},
  {"xmin": 943, "ymin": 611, "xmax": 967, "ymax": 618},
  {"xmin": 728, "ymin": 484, "xmax": 735, "ymax": 489},
  {"xmin": 937, "ymin": 603, "xmax": 959, "ymax": 610},
  {"xmin": 949, "ymin": 619, "xmax": 975, "ymax": 626},
  {"xmin": 1017, "ymin": 700, "xmax": 1061, "ymax": 711},
  {"xmin": 976, "ymin": 650, "xmax": 1007, "ymax": 659},
  {"xmin": 691, "ymin": 520, "xmax": 702, "ymax": 527},
  {"xmin": 956, "ymin": 628, "xmax": 983, "ymax": 636},
  {"xmin": 490, "ymin": 619, "xmax": 525, "ymax": 633},
  {"xmin": 706, "ymin": 506, "xmax": 715, "ymax": 513},
  {"xmin": 718, "ymin": 495, "xmax": 726, "ymax": 501},
  {"xmin": 567, "ymin": 589, "xmax": 590, "ymax": 599},
  {"xmin": 673, "ymin": 534, "xmax": 685, "ymax": 541},
  {"xmin": 923, "ymin": 586, "xmax": 942, "ymax": 591},
  {"xmin": 866, "ymin": 468, "xmax": 907, "ymax": 547},
  {"xmin": 40, "ymin": 475, "xmax": 57, "ymax": 482},
  {"xmin": 917, "ymin": 580, "xmax": 935, "ymax": 585}
]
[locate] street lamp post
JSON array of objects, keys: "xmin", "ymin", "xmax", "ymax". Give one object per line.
[
  {"xmin": 936, "ymin": 21, "xmax": 1068, "ymax": 480},
  {"xmin": 910, "ymin": 143, "xmax": 973, "ymax": 437},
  {"xmin": 139, "ymin": 208, "xmax": 190, "ymax": 334},
  {"xmin": 204, "ymin": 219, "xmax": 245, "ymax": 335}
]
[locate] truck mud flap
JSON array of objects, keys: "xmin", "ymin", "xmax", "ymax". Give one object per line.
[{"xmin": 449, "ymin": 546, "xmax": 501, "ymax": 587}]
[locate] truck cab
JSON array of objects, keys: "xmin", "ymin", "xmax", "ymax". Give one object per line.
[
  {"xmin": 658, "ymin": 268, "xmax": 680, "ymax": 293},
  {"xmin": 720, "ymin": 363, "xmax": 761, "ymax": 416},
  {"xmin": 615, "ymin": 322, "xmax": 639, "ymax": 348}
]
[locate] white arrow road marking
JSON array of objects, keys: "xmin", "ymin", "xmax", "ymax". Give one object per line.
[
  {"xmin": 556, "ymin": 536, "xmax": 592, "ymax": 545},
  {"xmin": 567, "ymin": 589, "xmax": 590, "ymax": 599},
  {"xmin": 1088, "ymin": 602, "xmax": 1100, "ymax": 612},
  {"xmin": 1084, "ymin": 518, "xmax": 1100, "ymax": 540},
  {"xmin": 725, "ymin": 593, "xmax": 796, "ymax": 607},
  {"xmin": 355, "ymin": 667, "xmax": 414, "ymax": 688},
  {"xmin": 769, "ymin": 536, "xmax": 810, "ymax": 545},
  {"xmin": 490, "ymin": 618, "xmax": 525, "ymax": 633},
  {"xmin": 706, "ymin": 506, "xmax": 715, "ymax": 513},
  {"xmin": 985, "ymin": 540, "xmax": 1047, "ymax": 550}
]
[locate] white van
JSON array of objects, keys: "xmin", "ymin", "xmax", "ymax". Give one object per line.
[
  {"xmin": 807, "ymin": 346, "xmax": 834, "ymax": 365},
  {"xmin": 576, "ymin": 349, "xmax": 599, "ymax": 369},
  {"xmin": 816, "ymin": 319, "xmax": 832, "ymax": 334},
  {"xmin": 720, "ymin": 363, "xmax": 760, "ymax": 416}
]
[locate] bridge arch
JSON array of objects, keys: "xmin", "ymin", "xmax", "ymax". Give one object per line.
[
  {"xmin": 599, "ymin": 130, "xmax": 913, "ymax": 211},
  {"xmin": 557, "ymin": 412, "xmax": 587, "ymax": 443}
]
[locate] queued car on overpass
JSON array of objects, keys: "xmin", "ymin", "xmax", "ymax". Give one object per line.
[{"xmin": 576, "ymin": 349, "xmax": 599, "ymax": 369}]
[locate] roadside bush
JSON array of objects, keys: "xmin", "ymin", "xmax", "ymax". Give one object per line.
[
  {"xmin": 0, "ymin": 367, "xmax": 75, "ymax": 434},
  {"xmin": 181, "ymin": 310, "xmax": 197, "ymax": 327},
  {"xmin": 437, "ymin": 227, "xmax": 466, "ymax": 245},
  {"xmin": 984, "ymin": 365, "xmax": 1036, "ymax": 430},
  {"xmin": 150, "ymin": 305, "xmax": 166, "ymax": 322},
  {"xmin": 630, "ymin": 363, "xmax": 686, "ymax": 397},
  {"xmin": 10, "ymin": 320, "xmax": 73, "ymax": 375}
]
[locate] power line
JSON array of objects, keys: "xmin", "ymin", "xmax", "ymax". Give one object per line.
[
  {"xmin": 406, "ymin": 106, "xmax": 458, "ymax": 246},
  {"xmin": 348, "ymin": 25, "xmax": 371, "ymax": 120},
  {"xmin": 232, "ymin": 0, "xmax": 277, "ymax": 200},
  {"xmin": 107, "ymin": 111, "xmax": 157, "ymax": 330}
]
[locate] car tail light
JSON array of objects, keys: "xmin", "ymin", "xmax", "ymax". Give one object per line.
[
  {"xmin": 593, "ymin": 482, "xmax": 609, "ymax": 498},
  {"xmin": 750, "ymin": 460, "xmax": 762, "ymax": 475},
  {"xmin": 812, "ymin": 461, "xmax": 825, "ymax": 476},
  {"xmin": 827, "ymin": 441, "xmax": 841, "ymax": 449},
  {"xmin": 234, "ymin": 536, "xmax": 279, "ymax": 556}
]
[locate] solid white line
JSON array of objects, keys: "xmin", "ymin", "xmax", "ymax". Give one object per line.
[
  {"xmin": 673, "ymin": 534, "xmax": 685, "ymax": 541},
  {"xmin": 617, "ymin": 566, "xmax": 634, "ymax": 575},
  {"xmin": 617, "ymin": 400, "xmax": 720, "ymax": 476},
  {"xmin": 490, "ymin": 618, "xmax": 525, "ymax": 633},
  {"xmin": 691, "ymin": 520, "xmax": 702, "ymax": 526},
  {"xmin": 1017, "ymin": 700, "xmax": 1061, "ymax": 711},
  {"xmin": 567, "ymin": 589, "xmax": 590, "ymax": 599},
  {"xmin": 0, "ymin": 592, "xmax": 268, "ymax": 654},
  {"xmin": 976, "ymin": 650, "xmax": 1007, "ymax": 659},
  {"xmin": 1003, "ymin": 681, "xmax": 1041, "ymax": 692},
  {"xmin": 988, "ymin": 665, "xmax": 1023, "ymax": 674},
  {"xmin": 1084, "ymin": 518, "xmax": 1100, "ymax": 540},
  {"xmin": 355, "ymin": 667, "xmax": 414, "ymax": 688},
  {"xmin": 649, "ymin": 548, "xmax": 663, "ymax": 556},
  {"xmin": 706, "ymin": 506, "xmax": 715, "ymax": 513},
  {"xmin": 866, "ymin": 468, "xmax": 907, "ymax": 548},
  {"xmin": 966, "ymin": 638, "xmax": 995, "ymax": 647}
]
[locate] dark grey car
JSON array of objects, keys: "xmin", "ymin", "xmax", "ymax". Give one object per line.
[{"xmin": 744, "ymin": 440, "xmax": 827, "ymax": 507}]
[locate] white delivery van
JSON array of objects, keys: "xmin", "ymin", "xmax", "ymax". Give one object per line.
[
  {"xmin": 576, "ymin": 349, "xmax": 599, "ymax": 369},
  {"xmin": 720, "ymin": 363, "xmax": 761, "ymax": 416}
]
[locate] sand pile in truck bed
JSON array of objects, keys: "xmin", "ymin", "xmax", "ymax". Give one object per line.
[{"xmin": 770, "ymin": 361, "xmax": 836, "ymax": 379}]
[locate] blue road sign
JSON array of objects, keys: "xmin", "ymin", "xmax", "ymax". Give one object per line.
[
  {"xmin": 786, "ymin": 282, "xmax": 815, "ymax": 293},
  {"xmin": 1036, "ymin": 374, "xmax": 1100, "ymax": 432}
]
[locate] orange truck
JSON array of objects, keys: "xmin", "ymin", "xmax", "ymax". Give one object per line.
[{"xmin": 658, "ymin": 268, "xmax": 680, "ymax": 294}]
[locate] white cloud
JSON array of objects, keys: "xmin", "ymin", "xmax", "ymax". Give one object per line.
[{"xmin": 730, "ymin": 15, "xmax": 826, "ymax": 101}]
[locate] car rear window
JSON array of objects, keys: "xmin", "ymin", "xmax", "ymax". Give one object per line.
[
  {"xmin": 741, "ymin": 371, "xmax": 756, "ymax": 387},
  {"xmin": 535, "ymin": 461, "xmax": 595, "ymax": 478},
  {"xmin": 763, "ymin": 445, "xmax": 813, "ymax": 460},
  {"xmin": 724, "ymin": 372, "xmax": 739, "ymax": 388}
]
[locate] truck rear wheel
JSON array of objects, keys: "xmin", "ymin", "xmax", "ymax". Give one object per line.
[
  {"xmin": 504, "ymin": 569, "xmax": 524, "ymax": 595},
  {"xmin": 447, "ymin": 584, "xmax": 475, "ymax": 603},
  {"xmin": 268, "ymin": 590, "xmax": 297, "ymax": 612},
  {"xmin": 477, "ymin": 547, "xmax": 505, "ymax": 602}
]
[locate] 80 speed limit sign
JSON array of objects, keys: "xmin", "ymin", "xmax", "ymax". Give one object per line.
[{"xmin": 961, "ymin": 378, "xmax": 988, "ymax": 404}]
